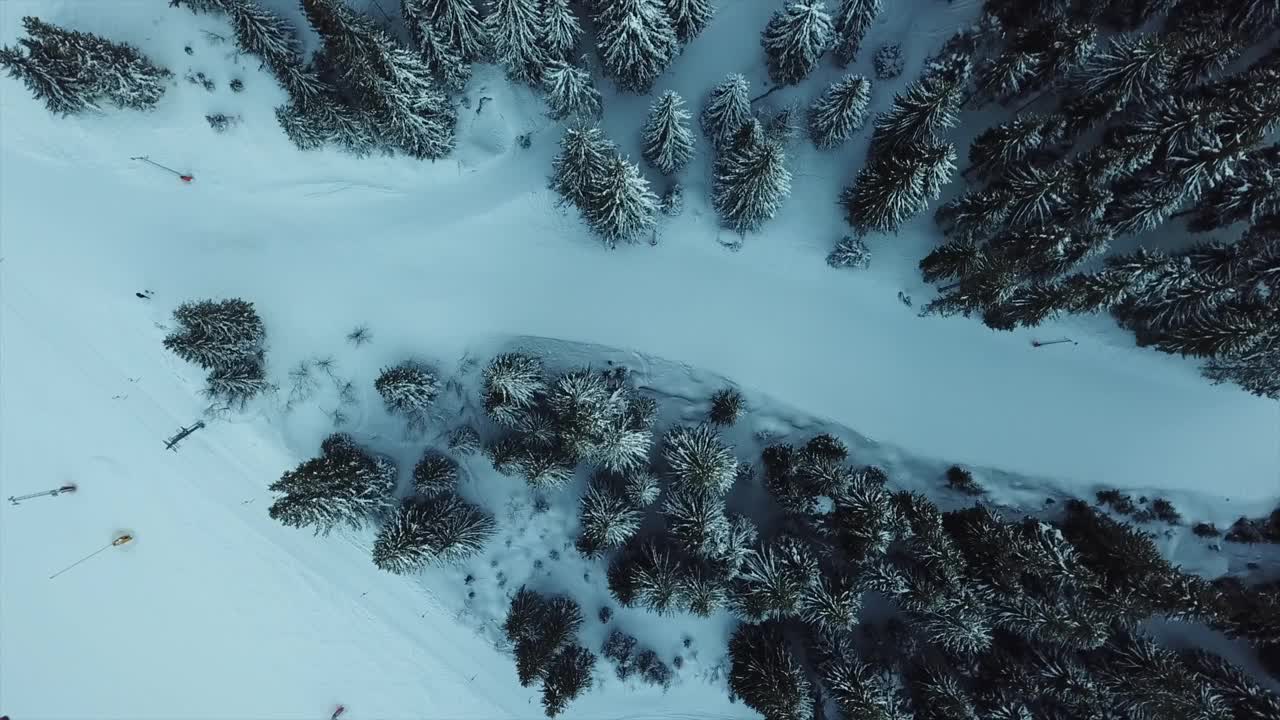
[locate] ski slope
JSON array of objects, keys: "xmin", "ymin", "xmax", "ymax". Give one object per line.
[{"xmin": 1, "ymin": 0, "xmax": 1278, "ymax": 717}]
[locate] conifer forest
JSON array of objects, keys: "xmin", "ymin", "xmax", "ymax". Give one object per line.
[{"xmin": 2, "ymin": 0, "xmax": 1279, "ymax": 718}]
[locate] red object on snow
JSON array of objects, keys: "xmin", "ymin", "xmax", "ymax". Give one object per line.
[
  {"xmin": 330, "ymin": 706, "xmax": 345, "ymax": 720},
  {"xmin": 179, "ymin": 175, "xmax": 194, "ymax": 183}
]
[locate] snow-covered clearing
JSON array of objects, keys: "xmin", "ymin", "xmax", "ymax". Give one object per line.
[{"xmin": 1, "ymin": 0, "xmax": 1278, "ymax": 717}]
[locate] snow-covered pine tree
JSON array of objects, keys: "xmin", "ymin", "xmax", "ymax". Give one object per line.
[
  {"xmin": 607, "ymin": 538, "xmax": 686, "ymax": 614},
  {"xmin": 701, "ymin": 73, "xmax": 751, "ymax": 150},
  {"xmin": 413, "ymin": 450, "xmax": 459, "ymax": 496},
  {"xmin": 624, "ymin": 470, "xmax": 661, "ymax": 506},
  {"xmin": 730, "ymin": 537, "xmax": 819, "ymax": 621},
  {"xmin": 662, "ymin": 425, "xmax": 738, "ymax": 496},
  {"xmin": 543, "ymin": 60, "xmax": 601, "ymax": 121},
  {"xmin": 506, "ymin": 590, "xmax": 585, "ymax": 686},
  {"xmin": 800, "ymin": 569, "xmax": 862, "ymax": 631},
  {"xmin": 966, "ymin": 114, "xmax": 1060, "ymax": 181},
  {"xmin": 375, "ymin": 361, "xmax": 439, "ymax": 427},
  {"xmin": 582, "ymin": 154, "xmax": 659, "ymax": 247},
  {"xmin": 842, "ymin": 140, "xmax": 956, "ymax": 234},
  {"xmin": 482, "ymin": 352, "xmax": 545, "ymax": 424},
  {"xmin": 577, "ymin": 478, "xmax": 642, "ymax": 557},
  {"xmin": 594, "ymin": 0, "xmax": 679, "ymax": 93},
  {"xmin": 205, "ymin": 358, "xmax": 270, "ymax": 407},
  {"xmin": 541, "ymin": 0, "xmax": 582, "ymax": 62},
  {"xmin": 713, "ymin": 136, "xmax": 792, "ymax": 233},
  {"xmin": 1185, "ymin": 143, "xmax": 1280, "ymax": 232},
  {"xmin": 660, "ymin": 182, "xmax": 685, "ymax": 216},
  {"xmin": 551, "ymin": 126, "xmax": 616, "ymax": 209},
  {"xmin": 664, "ymin": 0, "xmax": 714, "ymax": 44},
  {"xmin": 677, "ymin": 561, "xmax": 729, "ymax": 616},
  {"xmin": 164, "ymin": 298, "xmax": 266, "ymax": 370},
  {"xmin": 541, "ymin": 644, "xmax": 596, "ymax": 717},
  {"xmin": 761, "ymin": 0, "xmax": 834, "ymax": 86},
  {"xmin": 275, "ymin": 90, "xmax": 379, "ymax": 155},
  {"xmin": 664, "ymin": 487, "xmax": 730, "ymax": 557},
  {"xmin": 0, "ymin": 16, "xmax": 172, "ymax": 115},
  {"xmin": 372, "ymin": 494, "xmax": 495, "ymax": 572},
  {"xmin": 869, "ymin": 65, "xmax": 965, "ymax": 154},
  {"xmin": 728, "ymin": 622, "xmax": 814, "ymax": 720},
  {"xmin": 808, "ymin": 73, "xmax": 872, "ymax": 149},
  {"xmin": 824, "ymin": 472, "xmax": 906, "ymax": 558},
  {"xmin": 403, "ymin": 0, "xmax": 489, "ymax": 63},
  {"xmin": 818, "ymin": 647, "xmax": 910, "ymax": 720},
  {"xmin": 268, "ymin": 435, "xmax": 397, "ymax": 534},
  {"xmin": 1064, "ymin": 33, "xmax": 1173, "ymax": 129},
  {"xmin": 174, "ymin": 0, "xmax": 312, "ymax": 98},
  {"xmin": 301, "ymin": 0, "xmax": 456, "ymax": 159},
  {"xmin": 642, "ymin": 90, "xmax": 695, "ymax": 175},
  {"xmin": 832, "ymin": 0, "xmax": 880, "ymax": 66},
  {"xmin": 708, "ymin": 387, "xmax": 744, "ymax": 426},
  {"xmin": 486, "ymin": 0, "xmax": 546, "ymax": 84},
  {"xmin": 404, "ymin": 7, "xmax": 471, "ymax": 90}
]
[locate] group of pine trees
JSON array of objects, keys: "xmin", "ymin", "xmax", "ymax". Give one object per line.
[
  {"xmin": 481, "ymin": 353, "xmax": 658, "ymax": 487},
  {"xmin": 163, "ymin": 298, "xmax": 271, "ymax": 406},
  {"xmin": 0, "ymin": 17, "xmax": 171, "ymax": 115},
  {"xmin": 899, "ymin": 0, "xmax": 1280, "ymax": 397},
  {"xmin": 504, "ymin": 587, "xmax": 596, "ymax": 717},
  {"xmin": 551, "ymin": 126, "xmax": 659, "ymax": 246}
]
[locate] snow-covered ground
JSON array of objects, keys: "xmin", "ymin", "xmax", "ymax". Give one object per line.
[{"xmin": 1, "ymin": 0, "xmax": 1278, "ymax": 717}]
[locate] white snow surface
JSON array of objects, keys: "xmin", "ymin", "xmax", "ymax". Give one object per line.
[{"xmin": 2, "ymin": 0, "xmax": 1278, "ymax": 717}]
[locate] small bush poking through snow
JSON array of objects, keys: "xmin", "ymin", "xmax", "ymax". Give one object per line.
[
  {"xmin": 873, "ymin": 43, "xmax": 904, "ymax": 79},
  {"xmin": 602, "ymin": 629, "xmax": 638, "ymax": 679},
  {"xmin": 1149, "ymin": 498, "xmax": 1182, "ymax": 525},
  {"xmin": 1096, "ymin": 489, "xmax": 1137, "ymax": 514},
  {"xmin": 634, "ymin": 648, "xmax": 673, "ymax": 689},
  {"xmin": 663, "ymin": 425, "xmax": 738, "ymax": 496},
  {"xmin": 944, "ymin": 465, "xmax": 982, "ymax": 495},
  {"xmin": 708, "ymin": 387, "xmax": 745, "ymax": 426},
  {"xmin": 827, "ymin": 236, "xmax": 871, "ymax": 269},
  {"xmin": 660, "ymin": 183, "xmax": 684, "ymax": 217},
  {"xmin": 412, "ymin": 451, "xmax": 458, "ymax": 497},
  {"xmin": 1192, "ymin": 522, "xmax": 1221, "ymax": 538}
]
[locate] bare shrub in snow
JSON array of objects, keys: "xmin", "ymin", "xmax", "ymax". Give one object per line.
[
  {"xmin": 268, "ymin": 433, "xmax": 396, "ymax": 534},
  {"xmin": 662, "ymin": 425, "xmax": 738, "ymax": 496}
]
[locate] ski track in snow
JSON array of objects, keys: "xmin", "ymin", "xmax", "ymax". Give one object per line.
[{"xmin": 2, "ymin": 0, "xmax": 1278, "ymax": 717}]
